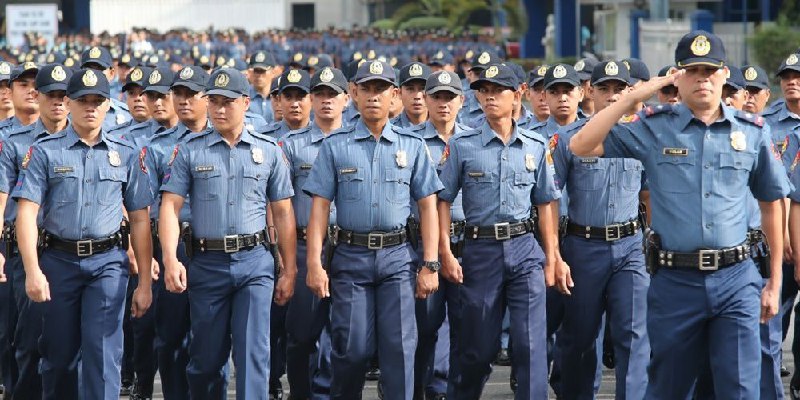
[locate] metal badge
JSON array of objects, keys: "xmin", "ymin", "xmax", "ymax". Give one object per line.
[
  {"xmin": 108, "ymin": 150, "xmax": 121, "ymax": 167},
  {"xmin": 395, "ymin": 150, "xmax": 407, "ymax": 168},
  {"xmin": 116, "ymin": 113, "xmax": 127, "ymax": 125},
  {"xmin": 730, "ymin": 131, "xmax": 747, "ymax": 151},
  {"xmin": 525, "ymin": 154, "xmax": 536, "ymax": 171},
  {"xmin": 690, "ymin": 35, "xmax": 711, "ymax": 57},
  {"xmin": 252, "ymin": 147, "xmax": 264, "ymax": 164}
]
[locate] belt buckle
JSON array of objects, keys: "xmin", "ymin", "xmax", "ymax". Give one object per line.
[
  {"xmin": 367, "ymin": 233, "xmax": 384, "ymax": 250},
  {"xmin": 76, "ymin": 240, "xmax": 93, "ymax": 257},
  {"xmin": 605, "ymin": 224, "xmax": 621, "ymax": 241},
  {"xmin": 698, "ymin": 249, "xmax": 719, "ymax": 271},
  {"xmin": 223, "ymin": 235, "xmax": 240, "ymax": 253},
  {"xmin": 494, "ymin": 222, "xmax": 511, "ymax": 241}
]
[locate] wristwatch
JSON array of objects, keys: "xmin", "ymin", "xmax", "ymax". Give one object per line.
[{"xmin": 419, "ymin": 260, "xmax": 441, "ymax": 273}]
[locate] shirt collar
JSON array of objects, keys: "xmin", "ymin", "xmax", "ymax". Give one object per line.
[
  {"xmin": 353, "ymin": 119, "xmax": 397, "ymax": 142},
  {"xmin": 206, "ymin": 125, "xmax": 258, "ymax": 147},
  {"xmin": 479, "ymin": 119, "xmax": 521, "ymax": 147},
  {"xmin": 778, "ymin": 103, "xmax": 800, "ymax": 122},
  {"xmin": 676, "ymin": 102, "xmax": 732, "ymax": 130},
  {"xmin": 308, "ymin": 124, "xmax": 326, "ymax": 143}
]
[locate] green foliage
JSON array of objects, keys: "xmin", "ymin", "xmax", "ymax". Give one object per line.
[
  {"xmin": 748, "ymin": 22, "xmax": 800, "ymax": 73},
  {"xmin": 371, "ymin": 19, "xmax": 397, "ymax": 30},
  {"xmin": 398, "ymin": 16, "xmax": 449, "ymax": 30},
  {"xmin": 385, "ymin": 0, "xmax": 492, "ymax": 32}
]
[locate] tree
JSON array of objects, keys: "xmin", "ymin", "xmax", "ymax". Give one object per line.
[
  {"xmin": 383, "ymin": 0, "xmax": 491, "ymax": 32},
  {"xmin": 749, "ymin": 22, "xmax": 800, "ymax": 74}
]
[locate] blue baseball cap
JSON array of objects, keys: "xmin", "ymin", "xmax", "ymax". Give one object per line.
[
  {"xmin": 205, "ymin": 68, "xmax": 249, "ymax": 98},
  {"xmin": 278, "ymin": 68, "xmax": 311, "ymax": 94},
  {"xmin": 144, "ymin": 67, "xmax": 175, "ymax": 94},
  {"xmin": 543, "ymin": 63, "xmax": 580, "ymax": 89},
  {"xmin": 67, "ymin": 69, "xmax": 110, "ymax": 99},
  {"xmin": 675, "ymin": 30, "xmax": 726, "ymax": 68},
  {"xmin": 36, "ymin": 64, "xmax": 72, "ymax": 93},
  {"xmin": 353, "ymin": 60, "xmax": 397, "ymax": 86},
  {"xmin": 591, "ymin": 61, "xmax": 630, "ymax": 86},
  {"xmin": 741, "ymin": 65, "xmax": 769, "ymax": 90},
  {"xmin": 398, "ymin": 62, "xmax": 431, "ymax": 86},
  {"xmin": 172, "ymin": 66, "xmax": 206, "ymax": 92},
  {"xmin": 622, "ymin": 58, "xmax": 650, "ymax": 83},
  {"xmin": 725, "ymin": 65, "xmax": 745, "ymax": 90},
  {"xmin": 122, "ymin": 66, "xmax": 152, "ymax": 92},
  {"xmin": 310, "ymin": 67, "xmax": 348, "ymax": 94},
  {"xmin": 470, "ymin": 64, "xmax": 519, "ymax": 90},
  {"xmin": 80, "ymin": 46, "xmax": 113, "ymax": 69}
]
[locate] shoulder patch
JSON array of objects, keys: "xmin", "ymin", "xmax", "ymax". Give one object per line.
[
  {"xmin": 37, "ymin": 131, "xmax": 65, "ymax": 143},
  {"xmin": 139, "ymin": 147, "xmax": 148, "ymax": 173},
  {"xmin": 106, "ymin": 134, "xmax": 135, "ymax": 148},
  {"xmin": 184, "ymin": 129, "xmax": 212, "ymax": 144},
  {"xmin": 734, "ymin": 110, "xmax": 764, "ymax": 127},
  {"xmin": 619, "ymin": 114, "xmax": 640, "ymax": 123},
  {"xmin": 21, "ymin": 146, "xmax": 33, "ymax": 169},
  {"xmin": 549, "ymin": 133, "xmax": 558, "ymax": 152},
  {"xmin": 167, "ymin": 145, "xmax": 179, "ymax": 166},
  {"xmin": 642, "ymin": 104, "xmax": 672, "ymax": 118}
]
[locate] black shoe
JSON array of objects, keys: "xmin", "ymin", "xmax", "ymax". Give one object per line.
[
  {"xmin": 428, "ymin": 394, "xmax": 446, "ymax": 400},
  {"xmin": 783, "ymin": 364, "xmax": 791, "ymax": 377},
  {"xmin": 602, "ymin": 347, "xmax": 615, "ymax": 369},
  {"xmin": 270, "ymin": 381, "xmax": 284, "ymax": 400},
  {"xmin": 494, "ymin": 348, "xmax": 511, "ymax": 366},
  {"xmin": 119, "ymin": 383, "xmax": 132, "ymax": 396},
  {"xmin": 790, "ymin": 374, "xmax": 800, "ymax": 400},
  {"xmin": 510, "ymin": 375, "xmax": 517, "ymax": 392},
  {"xmin": 365, "ymin": 367, "xmax": 381, "ymax": 381},
  {"xmin": 130, "ymin": 381, "xmax": 153, "ymax": 400}
]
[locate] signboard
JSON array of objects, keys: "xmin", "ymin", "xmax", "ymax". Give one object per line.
[{"xmin": 5, "ymin": 4, "xmax": 59, "ymax": 48}]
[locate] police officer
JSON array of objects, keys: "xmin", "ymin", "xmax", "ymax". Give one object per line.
[
  {"xmin": 279, "ymin": 66, "xmax": 348, "ymax": 400},
  {"xmin": 392, "ymin": 62, "xmax": 431, "ymax": 129},
  {"xmin": 0, "ymin": 62, "xmax": 40, "ymax": 138},
  {"xmin": 262, "ymin": 69, "xmax": 312, "ymax": 139},
  {"xmin": 742, "ymin": 65, "xmax": 771, "ymax": 115},
  {"xmin": 437, "ymin": 63, "xmax": 562, "ymax": 399},
  {"xmin": 0, "ymin": 62, "xmax": 16, "ymax": 121},
  {"xmin": 303, "ymin": 59, "xmax": 443, "ymax": 400},
  {"xmin": 13, "ymin": 68, "xmax": 155, "ymax": 400},
  {"xmin": 0, "ymin": 63, "xmax": 71, "ymax": 400},
  {"xmin": 552, "ymin": 61, "xmax": 649, "ymax": 400},
  {"xmin": 764, "ymin": 54, "xmax": 800, "ymax": 154},
  {"xmin": 142, "ymin": 65, "xmax": 208, "ymax": 400},
  {"xmin": 248, "ymin": 51, "xmax": 278, "ymax": 124},
  {"xmin": 458, "ymin": 50, "xmax": 498, "ymax": 127},
  {"xmin": 656, "ymin": 65, "xmax": 681, "ymax": 105},
  {"xmin": 80, "ymin": 46, "xmax": 133, "ymax": 131},
  {"xmin": 574, "ymin": 58, "xmax": 597, "ymax": 117},
  {"xmin": 158, "ymin": 68, "xmax": 297, "ymax": 399},
  {"xmin": 722, "ymin": 66, "xmax": 747, "ymax": 110},
  {"xmin": 569, "ymin": 31, "xmax": 791, "ymax": 399},
  {"xmin": 526, "ymin": 66, "xmax": 550, "ymax": 123},
  {"xmin": 539, "ymin": 63, "xmax": 584, "ymax": 139},
  {"xmin": 118, "ymin": 65, "xmax": 153, "ymax": 131},
  {"xmin": 124, "ymin": 67, "xmax": 180, "ymax": 149},
  {"xmin": 410, "ymin": 70, "xmax": 469, "ymax": 400}
]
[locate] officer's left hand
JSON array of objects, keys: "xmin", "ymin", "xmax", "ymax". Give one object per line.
[
  {"xmin": 760, "ymin": 281, "xmax": 780, "ymax": 323},
  {"xmin": 553, "ymin": 260, "xmax": 574, "ymax": 295},
  {"xmin": 416, "ymin": 268, "xmax": 439, "ymax": 299},
  {"xmin": 151, "ymin": 259, "xmax": 160, "ymax": 281},
  {"xmin": 274, "ymin": 273, "xmax": 296, "ymax": 306},
  {"xmin": 131, "ymin": 285, "xmax": 152, "ymax": 318}
]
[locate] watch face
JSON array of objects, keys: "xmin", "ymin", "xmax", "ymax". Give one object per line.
[{"xmin": 424, "ymin": 261, "xmax": 441, "ymax": 272}]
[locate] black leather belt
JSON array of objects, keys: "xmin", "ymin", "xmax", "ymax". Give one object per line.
[
  {"xmin": 566, "ymin": 220, "xmax": 639, "ymax": 241},
  {"xmin": 411, "ymin": 220, "xmax": 466, "ymax": 238},
  {"xmin": 192, "ymin": 230, "xmax": 267, "ymax": 253},
  {"xmin": 336, "ymin": 229, "xmax": 407, "ymax": 249},
  {"xmin": 656, "ymin": 243, "xmax": 750, "ymax": 271},
  {"xmin": 465, "ymin": 219, "xmax": 535, "ymax": 241},
  {"xmin": 297, "ymin": 226, "xmax": 339, "ymax": 242},
  {"xmin": 47, "ymin": 232, "xmax": 122, "ymax": 257}
]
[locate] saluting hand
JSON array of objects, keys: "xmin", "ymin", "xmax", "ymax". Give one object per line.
[
  {"xmin": 625, "ymin": 69, "xmax": 685, "ymax": 105},
  {"xmin": 26, "ymin": 268, "xmax": 50, "ymax": 302},
  {"xmin": 416, "ymin": 269, "xmax": 439, "ymax": 299},
  {"xmin": 306, "ymin": 260, "xmax": 330, "ymax": 299},
  {"xmin": 164, "ymin": 259, "xmax": 187, "ymax": 293},
  {"xmin": 440, "ymin": 253, "xmax": 463, "ymax": 284}
]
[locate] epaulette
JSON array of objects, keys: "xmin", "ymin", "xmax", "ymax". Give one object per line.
[
  {"xmin": 761, "ymin": 105, "xmax": 779, "ymax": 117},
  {"xmin": 184, "ymin": 129, "xmax": 212, "ymax": 144},
  {"xmin": 455, "ymin": 122, "xmax": 471, "ymax": 132},
  {"xmin": 560, "ymin": 118, "xmax": 589, "ymax": 135},
  {"xmin": 7, "ymin": 124, "xmax": 35, "ymax": 137},
  {"xmin": 152, "ymin": 125, "xmax": 178, "ymax": 139},
  {"xmin": 410, "ymin": 123, "xmax": 426, "ymax": 133},
  {"xmin": 517, "ymin": 128, "xmax": 546, "ymax": 144},
  {"xmin": 329, "ymin": 125, "xmax": 356, "ymax": 136},
  {"xmin": 111, "ymin": 98, "xmax": 130, "ymax": 111},
  {"xmin": 106, "ymin": 134, "xmax": 135, "ymax": 149},
  {"xmin": 451, "ymin": 128, "xmax": 481, "ymax": 141},
  {"xmin": 641, "ymin": 104, "xmax": 673, "ymax": 118},
  {"xmin": 250, "ymin": 130, "xmax": 278, "ymax": 144},
  {"xmin": 107, "ymin": 120, "xmax": 133, "ymax": 135},
  {"xmin": 258, "ymin": 122, "xmax": 281, "ymax": 135},
  {"xmin": 37, "ymin": 130, "xmax": 66, "ymax": 143},
  {"xmin": 127, "ymin": 121, "xmax": 151, "ymax": 133},
  {"xmin": 284, "ymin": 125, "xmax": 312, "ymax": 138},
  {"xmin": 0, "ymin": 119, "xmax": 13, "ymax": 129},
  {"xmin": 734, "ymin": 110, "xmax": 765, "ymax": 127},
  {"xmin": 527, "ymin": 120, "xmax": 547, "ymax": 131},
  {"xmin": 392, "ymin": 125, "xmax": 419, "ymax": 137}
]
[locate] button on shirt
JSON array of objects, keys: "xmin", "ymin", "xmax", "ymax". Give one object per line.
[
  {"xmin": 438, "ymin": 121, "xmax": 561, "ymax": 227},
  {"xmin": 143, "ymin": 122, "xmax": 208, "ymax": 222},
  {"xmin": 279, "ymin": 125, "xmax": 336, "ymax": 227},
  {"xmin": 602, "ymin": 103, "xmax": 791, "ymax": 252},
  {"xmin": 160, "ymin": 128, "xmax": 294, "ymax": 239},
  {"xmin": 553, "ymin": 118, "xmax": 645, "ymax": 227},
  {"xmin": 410, "ymin": 121, "xmax": 468, "ymax": 221},
  {"xmin": 302, "ymin": 120, "xmax": 443, "ymax": 233},
  {"xmin": 12, "ymin": 127, "xmax": 153, "ymax": 240},
  {"xmin": 0, "ymin": 120, "xmax": 58, "ymax": 223}
]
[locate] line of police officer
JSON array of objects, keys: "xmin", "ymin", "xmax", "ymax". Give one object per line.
[{"xmin": 0, "ymin": 28, "xmax": 800, "ymax": 400}]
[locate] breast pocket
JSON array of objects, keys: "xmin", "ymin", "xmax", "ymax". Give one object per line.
[
  {"xmin": 243, "ymin": 167, "xmax": 269, "ymax": 201},
  {"xmin": 572, "ymin": 159, "xmax": 604, "ymax": 191},
  {"xmin": 191, "ymin": 168, "xmax": 222, "ymax": 201},
  {"xmin": 293, "ymin": 165, "xmax": 311, "ymax": 190},
  {"xmin": 47, "ymin": 170, "xmax": 79, "ymax": 203},
  {"xmin": 621, "ymin": 159, "xmax": 643, "ymax": 192},
  {"xmin": 385, "ymin": 168, "xmax": 411, "ymax": 204},
  {"xmin": 655, "ymin": 154, "xmax": 696, "ymax": 194},
  {"xmin": 336, "ymin": 169, "xmax": 364, "ymax": 203},
  {"xmin": 97, "ymin": 168, "xmax": 127, "ymax": 206},
  {"xmin": 718, "ymin": 152, "xmax": 754, "ymax": 197}
]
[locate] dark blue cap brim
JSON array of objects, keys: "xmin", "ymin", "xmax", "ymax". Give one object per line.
[
  {"xmin": 81, "ymin": 61, "xmax": 112, "ymax": 69},
  {"xmin": 399, "ymin": 77, "xmax": 426, "ymax": 86},
  {"xmin": 144, "ymin": 85, "xmax": 171, "ymax": 94},
  {"xmin": 172, "ymin": 82, "xmax": 205, "ymax": 92},
  {"xmin": 37, "ymin": 83, "xmax": 68, "ymax": 93},
  {"xmin": 576, "ymin": 71, "xmax": 592, "ymax": 81},
  {"xmin": 0, "ymin": 75, "xmax": 10, "ymax": 82},
  {"xmin": 724, "ymin": 82, "xmax": 743, "ymax": 90},
  {"xmin": 354, "ymin": 76, "xmax": 397, "ymax": 86},
  {"xmin": 591, "ymin": 76, "xmax": 629, "ymax": 86},
  {"xmin": 311, "ymin": 82, "xmax": 345, "ymax": 93},
  {"xmin": 279, "ymin": 84, "xmax": 310, "ymax": 94},
  {"xmin": 250, "ymin": 64, "xmax": 273, "ymax": 70},
  {"xmin": 676, "ymin": 58, "xmax": 724, "ymax": 68},
  {"xmin": 470, "ymin": 78, "xmax": 516, "ymax": 90},
  {"xmin": 745, "ymin": 82, "xmax": 769, "ymax": 90},
  {"xmin": 778, "ymin": 65, "xmax": 800, "ymax": 76},
  {"xmin": 68, "ymin": 88, "xmax": 110, "ymax": 99},
  {"xmin": 425, "ymin": 85, "xmax": 462, "ymax": 95},
  {"xmin": 528, "ymin": 77, "xmax": 544, "ymax": 86},
  {"xmin": 205, "ymin": 88, "xmax": 245, "ymax": 98},
  {"xmin": 122, "ymin": 82, "xmax": 143, "ymax": 92},
  {"xmin": 543, "ymin": 78, "xmax": 579, "ymax": 90}
]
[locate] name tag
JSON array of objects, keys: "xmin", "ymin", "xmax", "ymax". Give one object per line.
[
  {"xmin": 339, "ymin": 167, "xmax": 357, "ymax": 174},
  {"xmin": 580, "ymin": 158, "xmax": 598, "ymax": 164},
  {"xmin": 300, "ymin": 164, "xmax": 313, "ymax": 170},
  {"xmin": 195, "ymin": 165, "xmax": 214, "ymax": 172},
  {"xmin": 53, "ymin": 166, "xmax": 74, "ymax": 173},
  {"xmin": 662, "ymin": 148, "xmax": 688, "ymax": 156},
  {"xmin": 467, "ymin": 171, "xmax": 485, "ymax": 178}
]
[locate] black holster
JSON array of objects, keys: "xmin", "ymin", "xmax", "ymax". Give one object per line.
[
  {"xmin": 180, "ymin": 222, "xmax": 193, "ymax": 259},
  {"xmin": 406, "ymin": 217, "xmax": 420, "ymax": 250},
  {"xmin": 323, "ymin": 226, "xmax": 339, "ymax": 270},
  {"xmin": 3, "ymin": 225, "xmax": 14, "ymax": 257},
  {"xmin": 120, "ymin": 220, "xmax": 130, "ymax": 249},
  {"xmin": 450, "ymin": 239, "xmax": 464, "ymax": 259},
  {"xmin": 268, "ymin": 226, "xmax": 281, "ymax": 277},
  {"xmin": 645, "ymin": 229, "xmax": 661, "ymax": 275},
  {"xmin": 749, "ymin": 230, "xmax": 770, "ymax": 279}
]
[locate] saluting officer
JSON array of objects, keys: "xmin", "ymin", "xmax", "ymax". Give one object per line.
[
  {"xmin": 158, "ymin": 68, "xmax": 297, "ymax": 400},
  {"xmin": 569, "ymin": 31, "xmax": 791, "ymax": 399},
  {"xmin": 279, "ymin": 66, "xmax": 348, "ymax": 399},
  {"xmin": 437, "ymin": 63, "xmax": 562, "ymax": 399},
  {"xmin": 552, "ymin": 61, "xmax": 650, "ymax": 400},
  {"xmin": 303, "ymin": 59, "xmax": 443, "ymax": 400},
  {"xmin": 0, "ymin": 63, "xmax": 71, "ymax": 400},
  {"xmin": 13, "ymin": 68, "xmax": 155, "ymax": 400}
]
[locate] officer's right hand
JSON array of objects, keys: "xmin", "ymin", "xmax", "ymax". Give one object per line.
[
  {"xmin": 440, "ymin": 253, "xmax": 463, "ymax": 284},
  {"xmin": 306, "ymin": 261, "xmax": 330, "ymax": 299},
  {"xmin": 164, "ymin": 259, "xmax": 187, "ymax": 293},
  {"xmin": 625, "ymin": 69, "xmax": 684, "ymax": 105},
  {"xmin": 0, "ymin": 252, "xmax": 7, "ymax": 283},
  {"xmin": 26, "ymin": 269, "xmax": 50, "ymax": 302},
  {"xmin": 554, "ymin": 260, "xmax": 574, "ymax": 295}
]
